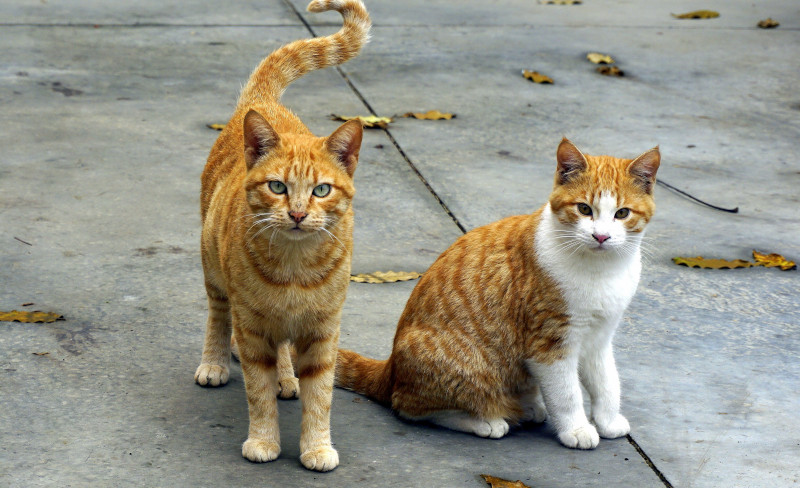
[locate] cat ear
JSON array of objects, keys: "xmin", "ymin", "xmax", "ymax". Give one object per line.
[
  {"xmin": 556, "ymin": 137, "xmax": 588, "ymax": 185},
  {"xmin": 325, "ymin": 119, "xmax": 363, "ymax": 177},
  {"xmin": 627, "ymin": 146, "xmax": 660, "ymax": 194},
  {"xmin": 243, "ymin": 110, "xmax": 280, "ymax": 170}
]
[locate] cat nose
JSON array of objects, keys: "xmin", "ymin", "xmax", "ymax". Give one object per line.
[
  {"xmin": 289, "ymin": 211, "xmax": 307, "ymax": 223},
  {"xmin": 593, "ymin": 233, "xmax": 610, "ymax": 244}
]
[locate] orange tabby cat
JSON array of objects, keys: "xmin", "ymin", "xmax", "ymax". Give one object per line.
[
  {"xmin": 194, "ymin": 0, "xmax": 370, "ymax": 472},
  {"xmin": 337, "ymin": 138, "xmax": 660, "ymax": 449}
]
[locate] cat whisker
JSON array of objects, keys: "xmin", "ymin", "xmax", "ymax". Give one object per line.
[{"xmin": 321, "ymin": 227, "xmax": 346, "ymax": 252}]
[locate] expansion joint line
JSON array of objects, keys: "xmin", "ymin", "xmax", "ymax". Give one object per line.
[{"xmin": 283, "ymin": 0, "xmax": 467, "ymax": 235}]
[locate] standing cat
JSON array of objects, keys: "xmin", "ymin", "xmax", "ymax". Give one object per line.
[
  {"xmin": 336, "ymin": 138, "xmax": 659, "ymax": 449},
  {"xmin": 194, "ymin": 0, "xmax": 370, "ymax": 472}
]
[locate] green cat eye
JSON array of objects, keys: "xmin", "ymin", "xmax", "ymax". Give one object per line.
[
  {"xmin": 615, "ymin": 208, "xmax": 630, "ymax": 219},
  {"xmin": 268, "ymin": 181, "xmax": 287, "ymax": 194},
  {"xmin": 312, "ymin": 183, "xmax": 331, "ymax": 198},
  {"xmin": 577, "ymin": 203, "xmax": 593, "ymax": 216}
]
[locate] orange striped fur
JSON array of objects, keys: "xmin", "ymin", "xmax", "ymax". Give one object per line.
[
  {"xmin": 194, "ymin": 0, "xmax": 370, "ymax": 472},
  {"xmin": 337, "ymin": 138, "xmax": 660, "ymax": 447}
]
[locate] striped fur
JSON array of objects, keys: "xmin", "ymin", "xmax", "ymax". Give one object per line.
[
  {"xmin": 337, "ymin": 138, "xmax": 660, "ymax": 448},
  {"xmin": 194, "ymin": 0, "xmax": 370, "ymax": 472}
]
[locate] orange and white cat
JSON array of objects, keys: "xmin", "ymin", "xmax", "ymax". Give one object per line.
[
  {"xmin": 337, "ymin": 138, "xmax": 659, "ymax": 449},
  {"xmin": 194, "ymin": 0, "xmax": 370, "ymax": 472}
]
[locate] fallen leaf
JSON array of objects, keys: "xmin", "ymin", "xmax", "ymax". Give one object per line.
[
  {"xmin": 522, "ymin": 70, "xmax": 554, "ymax": 84},
  {"xmin": 401, "ymin": 110, "xmax": 455, "ymax": 120},
  {"xmin": 752, "ymin": 250, "xmax": 796, "ymax": 271},
  {"xmin": 0, "ymin": 310, "xmax": 65, "ymax": 323},
  {"xmin": 672, "ymin": 256, "xmax": 754, "ymax": 269},
  {"xmin": 32, "ymin": 352, "xmax": 50, "ymax": 356},
  {"xmin": 350, "ymin": 271, "xmax": 422, "ymax": 284},
  {"xmin": 539, "ymin": 0, "xmax": 581, "ymax": 4},
  {"xmin": 481, "ymin": 474, "xmax": 531, "ymax": 488},
  {"xmin": 586, "ymin": 52, "xmax": 614, "ymax": 64},
  {"xmin": 596, "ymin": 66, "xmax": 624, "ymax": 77},
  {"xmin": 207, "ymin": 123, "xmax": 226, "ymax": 131},
  {"xmin": 757, "ymin": 18, "xmax": 779, "ymax": 29},
  {"xmin": 672, "ymin": 10, "xmax": 720, "ymax": 19},
  {"xmin": 330, "ymin": 114, "xmax": 392, "ymax": 129}
]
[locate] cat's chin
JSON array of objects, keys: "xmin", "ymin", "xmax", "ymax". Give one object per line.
[{"xmin": 281, "ymin": 228, "xmax": 315, "ymax": 241}]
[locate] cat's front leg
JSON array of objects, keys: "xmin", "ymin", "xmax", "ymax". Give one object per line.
[
  {"xmin": 580, "ymin": 344, "xmax": 630, "ymax": 439},
  {"xmin": 194, "ymin": 286, "xmax": 231, "ymax": 387},
  {"xmin": 295, "ymin": 330, "xmax": 340, "ymax": 472},
  {"xmin": 526, "ymin": 356, "xmax": 599, "ymax": 449}
]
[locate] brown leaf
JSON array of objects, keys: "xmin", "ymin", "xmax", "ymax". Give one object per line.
[
  {"xmin": 522, "ymin": 70, "xmax": 554, "ymax": 84},
  {"xmin": 672, "ymin": 10, "xmax": 720, "ymax": 19},
  {"xmin": 330, "ymin": 114, "xmax": 392, "ymax": 129},
  {"xmin": 596, "ymin": 66, "xmax": 624, "ymax": 77},
  {"xmin": 401, "ymin": 110, "xmax": 455, "ymax": 120},
  {"xmin": 752, "ymin": 250, "xmax": 796, "ymax": 271},
  {"xmin": 481, "ymin": 474, "xmax": 531, "ymax": 488},
  {"xmin": 206, "ymin": 123, "xmax": 226, "ymax": 131},
  {"xmin": 0, "ymin": 310, "xmax": 65, "ymax": 323},
  {"xmin": 32, "ymin": 352, "xmax": 50, "ymax": 356},
  {"xmin": 757, "ymin": 18, "xmax": 779, "ymax": 29},
  {"xmin": 586, "ymin": 52, "xmax": 615, "ymax": 64},
  {"xmin": 539, "ymin": 0, "xmax": 581, "ymax": 4},
  {"xmin": 350, "ymin": 271, "xmax": 422, "ymax": 284},
  {"xmin": 672, "ymin": 256, "xmax": 754, "ymax": 269}
]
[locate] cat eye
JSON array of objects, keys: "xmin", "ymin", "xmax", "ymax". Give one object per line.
[
  {"xmin": 312, "ymin": 183, "xmax": 331, "ymax": 198},
  {"xmin": 577, "ymin": 203, "xmax": 593, "ymax": 216},
  {"xmin": 268, "ymin": 181, "xmax": 287, "ymax": 194},
  {"xmin": 615, "ymin": 208, "xmax": 630, "ymax": 219}
]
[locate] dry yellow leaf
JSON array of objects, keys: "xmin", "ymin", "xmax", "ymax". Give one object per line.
[
  {"xmin": 539, "ymin": 0, "xmax": 581, "ymax": 4},
  {"xmin": 522, "ymin": 70, "xmax": 553, "ymax": 84},
  {"xmin": 0, "ymin": 310, "xmax": 65, "ymax": 323},
  {"xmin": 596, "ymin": 65, "xmax": 624, "ymax": 77},
  {"xmin": 672, "ymin": 10, "xmax": 720, "ymax": 19},
  {"xmin": 330, "ymin": 114, "xmax": 392, "ymax": 129},
  {"xmin": 752, "ymin": 250, "xmax": 796, "ymax": 271},
  {"xmin": 587, "ymin": 52, "xmax": 614, "ymax": 64},
  {"xmin": 350, "ymin": 271, "xmax": 422, "ymax": 284},
  {"xmin": 672, "ymin": 256, "xmax": 754, "ymax": 270},
  {"xmin": 401, "ymin": 110, "xmax": 455, "ymax": 120},
  {"xmin": 757, "ymin": 18, "xmax": 779, "ymax": 29},
  {"xmin": 481, "ymin": 474, "xmax": 531, "ymax": 488},
  {"xmin": 207, "ymin": 123, "xmax": 227, "ymax": 131}
]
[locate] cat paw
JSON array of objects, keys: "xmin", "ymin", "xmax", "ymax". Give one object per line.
[
  {"xmin": 521, "ymin": 398, "xmax": 548, "ymax": 424},
  {"xmin": 300, "ymin": 446, "xmax": 339, "ymax": 472},
  {"xmin": 475, "ymin": 418, "xmax": 510, "ymax": 439},
  {"xmin": 277, "ymin": 377, "xmax": 300, "ymax": 399},
  {"xmin": 194, "ymin": 363, "xmax": 229, "ymax": 387},
  {"xmin": 558, "ymin": 423, "xmax": 600, "ymax": 449},
  {"xmin": 242, "ymin": 438, "xmax": 280, "ymax": 463},
  {"xmin": 595, "ymin": 414, "xmax": 630, "ymax": 439}
]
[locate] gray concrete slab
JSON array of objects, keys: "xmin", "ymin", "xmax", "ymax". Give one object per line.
[{"xmin": 2, "ymin": 1, "xmax": 799, "ymax": 487}]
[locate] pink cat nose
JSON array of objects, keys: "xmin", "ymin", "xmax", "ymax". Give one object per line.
[
  {"xmin": 593, "ymin": 233, "xmax": 610, "ymax": 244},
  {"xmin": 289, "ymin": 211, "xmax": 307, "ymax": 223}
]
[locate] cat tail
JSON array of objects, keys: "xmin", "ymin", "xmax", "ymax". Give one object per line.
[
  {"xmin": 239, "ymin": 0, "xmax": 371, "ymax": 105},
  {"xmin": 335, "ymin": 349, "xmax": 392, "ymax": 404}
]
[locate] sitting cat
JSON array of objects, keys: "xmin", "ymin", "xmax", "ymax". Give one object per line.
[
  {"xmin": 194, "ymin": 0, "xmax": 371, "ymax": 472},
  {"xmin": 336, "ymin": 138, "xmax": 659, "ymax": 449}
]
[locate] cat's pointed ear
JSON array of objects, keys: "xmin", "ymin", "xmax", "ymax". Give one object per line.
[
  {"xmin": 556, "ymin": 137, "xmax": 588, "ymax": 185},
  {"xmin": 243, "ymin": 110, "xmax": 280, "ymax": 170},
  {"xmin": 325, "ymin": 119, "xmax": 362, "ymax": 177},
  {"xmin": 627, "ymin": 146, "xmax": 660, "ymax": 194}
]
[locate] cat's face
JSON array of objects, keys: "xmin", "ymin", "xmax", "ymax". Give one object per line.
[
  {"xmin": 547, "ymin": 139, "xmax": 659, "ymax": 257},
  {"xmin": 242, "ymin": 111, "xmax": 361, "ymax": 242}
]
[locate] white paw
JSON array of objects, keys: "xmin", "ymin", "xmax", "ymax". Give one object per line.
[
  {"xmin": 558, "ymin": 423, "xmax": 600, "ymax": 449},
  {"xmin": 595, "ymin": 414, "xmax": 630, "ymax": 439},
  {"xmin": 194, "ymin": 363, "xmax": 229, "ymax": 387},
  {"xmin": 300, "ymin": 446, "xmax": 339, "ymax": 472},
  {"xmin": 522, "ymin": 398, "xmax": 548, "ymax": 424},
  {"xmin": 474, "ymin": 418, "xmax": 510, "ymax": 439},
  {"xmin": 277, "ymin": 377, "xmax": 300, "ymax": 399},
  {"xmin": 242, "ymin": 438, "xmax": 280, "ymax": 463}
]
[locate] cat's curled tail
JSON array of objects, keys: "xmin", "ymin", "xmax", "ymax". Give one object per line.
[
  {"xmin": 336, "ymin": 349, "xmax": 392, "ymax": 404},
  {"xmin": 239, "ymin": 0, "xmax": 371, "ymax": 104}
]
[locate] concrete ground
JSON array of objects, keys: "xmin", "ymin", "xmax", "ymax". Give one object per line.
[{"xmin": 1, "ymin": 0, "xmax": 798, "ymax": 486}]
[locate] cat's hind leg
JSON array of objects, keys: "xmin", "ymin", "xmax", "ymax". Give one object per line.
[
  {"xmin": 194, "ymin": 283, "xmax": 231, "ymax": 387},
  {"xmin": 277, "ymin": 341, "xmax": 300, "ymax": 400},
  {"xmin": 519, "ymin": 383, "xmax": 548, "ymax": 424},
  {"xmin": 423, "ymin": 411, "xmax": 510, "ymax": 439}
]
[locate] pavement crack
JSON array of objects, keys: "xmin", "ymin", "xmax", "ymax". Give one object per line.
[{"xmin": 626, "ymin": 434, "xmax": 675, "ymax": 488}]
